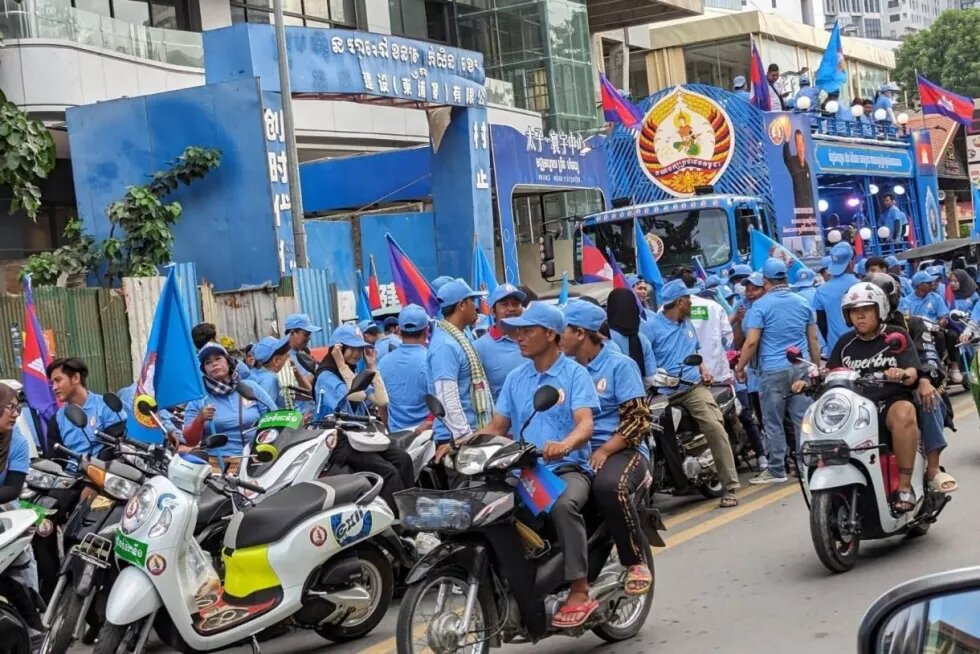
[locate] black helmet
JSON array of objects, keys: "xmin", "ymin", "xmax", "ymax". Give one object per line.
[{"xmin": 866, "ymin": 272, "xmax": 899, "ymax": 312}]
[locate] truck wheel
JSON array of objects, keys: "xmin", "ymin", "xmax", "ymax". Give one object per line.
[{"xmin": 810, "ymin": 489, "xmax": 859, "ymax": 573}]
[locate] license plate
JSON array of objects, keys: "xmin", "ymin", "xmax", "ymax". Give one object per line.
[
  {"xmin": 114, "ymin": 532, "xmax": 148, "ymax": 567},
  {"xmin": 19, "ymin": 500, "xmax": 47, "ymax": 526},
  {"xmin": 256, "ymin": 410, "xmax": 303, "ymax": 430}
]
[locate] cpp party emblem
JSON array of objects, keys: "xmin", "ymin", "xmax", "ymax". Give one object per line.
[{"xmin": 595, "ymin": 378, "xmax": 608, "ymax": 393}]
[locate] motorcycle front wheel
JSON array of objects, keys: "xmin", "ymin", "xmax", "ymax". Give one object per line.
[
  {"xmin": 396, "ymin": 565, "xmax": 489, "ymax": 654},
  {"xmin": 38, "ymin": 588, "xmax": 84, "ymax": 654},
  {"xmin": 93, "ymin": 618, "xmax": 149, "ymax": 654},
  {"xmin": 698, "ymin": 476, "xmax": 724, "ymax": 499},
  {"xmin": 810, "ymin": 489, "xmax": 859, "ymax": 573}
]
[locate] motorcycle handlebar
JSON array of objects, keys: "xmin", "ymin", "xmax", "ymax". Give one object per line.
[
  {"xmin": 233, "ymin": 478, "xmax": 266, "ymax": 494},
  {"xmin": 53, "ymin": 443, "xmax": 82, "ymax": 460}
]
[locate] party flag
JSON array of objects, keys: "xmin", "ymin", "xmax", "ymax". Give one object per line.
[
  {"xmin": 472, "ymin": 243, "xmax": 498, "ymax": 317},
  {"xmin": 557, "ymin": 272, "xmax": 570, "ymax": 307},
  {"xmin": 607, "ymin": 247, "xmax": 646, "ymax": 318},
  {"xmin": 385, "ymin": 233, "xmax": 440, "ymax": 316},
  {"xmin": 815, "ymin": 21, "xmax": 847, "ymax": 93},
  {"xmin": 517, "ymin": 462, "xmax": 567, "ymax": 516},
  {"xmin": 917, "ymin": 75, "xmax": 974, "ymax": 126},
  {"xmin": 748, "ymin": 37, "xmax": 771, "ymax": 111},
  {"xmin": 972, "ymin": 183, "xmax": 980, "ymax": 238},
  {"xmin": 853, "ymin": 229, "xmax": 864, "ymax": 260},
  {"xmin": 692, "ymin": 257, "xmax": 708, "ymax": 282},
  {"xmin": 128, "ymin": 267, "xmax": 205, "ymax": 444},
  {"xmin": 581, "ymin": 235, "xmax": 613, "ymax": 283},
  {"xmin": 599, "ymin": 73, "xmax": 643, "ymax": 129},
  {"xmin": 367, "ymin": 255, "xmax": 382, "ymax": 311},
  {"xmin": 21, "ymin": 276, "xmax": 57, "ymax": 452},
  {"xmin": 633, "ymin": 219, "xmax": 664, "ymax": 305},
  {"xmin": 354, "ymin": 269, "xmax": 373, "ymax": 322},
  {"xmin": 750, "ymin": 229, "xmax": 806, "ymax": 280}
]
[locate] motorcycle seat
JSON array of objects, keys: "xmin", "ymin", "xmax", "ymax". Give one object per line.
[
  {"xmin": 388, "ymin": 429, "xmax": 418, "ymax": 450},
  {"xmin": 224, "ymin": 476, "xmax": 372, "ymax": 550}
]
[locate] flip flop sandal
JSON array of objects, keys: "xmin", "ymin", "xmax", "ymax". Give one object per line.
[
  {"xmin": 890, "ymin": 488, "xmax": 917, "ymax": 514},
  {"xmin": 928, "ymin": 471, "xmax": 958, "ymax": 494},
  {"xmin": 624, "ymin": 565, "xmax": 652, "ymax": 597},
  {"xmin": 719, "ymin": 493, "xmax": 739, "ymax": 508},
  {"xmin": 551, "ymin": 598, "xmax": 599, "ymax": 629}
]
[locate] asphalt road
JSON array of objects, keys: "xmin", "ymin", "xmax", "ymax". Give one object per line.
[{"xmin": 72, "ymin": 390, "xmax": 980, "ymax": 654}]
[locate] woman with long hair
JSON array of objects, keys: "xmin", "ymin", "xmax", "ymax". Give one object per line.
[{"xmin": 605, "ymin": 288, "xmax": 656, "ymax": 386}]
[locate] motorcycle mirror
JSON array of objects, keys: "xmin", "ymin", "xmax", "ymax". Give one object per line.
[
  {"xmin": 424, "ymin": 394, "xmax": 446, "ymax": 419},
  {"xmin": 785, "ymin": 345, "xmax": 803, "ymax": 363},
  {"xmin": 103, "ymin": 392, "xmax": 124, "ymax": 414},
  {"xmin": 236, "ymin": 382, "xmax": 257, "ymax": 401},
  {"xmin": 347, "ymin": 370, "xmax": 376, "ymax": 396},
  {"xmin": 533, "ymin": 385, "xmax": 560, "ymax": 412},
  {"xmin": 203, "ymin": 434, "xmax": 229, "ymax": 449},
  {"xmin": 884, "ymin": 331, "xmax": 907, "ymax": 354},
  {"xmin": 682, "ymin": 354, "xmax": 703, "ymax": 367},
  {"xmin": 65, "ymin": 404, "xmax": 89, "ymax": 429},
  {"xmin": 136, "ymin": 397, "xmax": 157, "ymax": 417},
  {"xmin": 296, "ymin": 351, "xmax": 317, "ymax": 374}
]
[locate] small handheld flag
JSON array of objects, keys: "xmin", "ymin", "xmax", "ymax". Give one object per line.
[
  {"xmin": 692, "ymin": 257, "xmax": 708, "ymax": 283},
  {"xmin": 472, "ymin": 244, "xmax": 498, "ymax": 317},
  {"xmin": 749, "ymin": 229, "xmax": 806, "ymax": 280},
  {"xmin": 633, "ymin": 220, "xmax": 664, "ymax": 306},
  {"xmin": 581, "ymin": 235, "xmax": 613, "ymax": 283},
  {"xmin": 21, "ymin": 276, "xmax": 58, "ymax": 452},
  {"xmin": 355, "ymin": 269, "xmax": 373, "ymax": 322},
  {"xmin": 367, "ymin": 256, "xmax": 382, "ymax": 311},
  {"xmin": 599, "ymin": 73, "xmax": 643, "ymax": 130},
  {"xmin": 972, "ymin": 183, "xmax": 980, "ymax": 238},
  {"xmin": 557, "ymin": 272, "xmax": 570, "ymax": 307},
  {"xmin": 748, "ymin": 37, "xmax": 772, "ymax": 111},
  {"xmin": 517, "ymin": 462, "xmax": 568, "ymax": 516}
]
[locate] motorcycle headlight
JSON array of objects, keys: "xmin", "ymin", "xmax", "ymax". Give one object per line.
[
  {"xmin": 260, "ymin": 446, "xmax": 314, "ymax": 497},
  {"xmin": 486, "ymin": 449, "xmax": 523, "ymax": 470},
  {"xmin": 103, "ymin": 474, "xmax": 141, "ymax": 502},
  {"xmin": 814, "ymin": 392, "xmax": 851, "ymax": 434},
  {"xmin": 455, "ymin": 446, "xmax": 492, "ymax": 476},
  {"xmin": 148, "ymin": 508, "xmax": 173, "ymax": 538},
  {"xmin": 27, "ymin": 470, "xmax": 73, "ymax": 490},
  {"xmin": 121, "ymin": 485, "xmax": 157, "ymax": 534}
]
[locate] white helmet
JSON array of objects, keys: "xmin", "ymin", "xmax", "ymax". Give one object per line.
[{"xmin": 842, "ymin": 282, "xmax": 889, "ymax": 324}]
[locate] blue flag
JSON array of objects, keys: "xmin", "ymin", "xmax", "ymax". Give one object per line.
[
  {"xmin": 128, "ymin": 267, "xmax": 205, "ymax": 444},
  {"xmin": 472, "ymin": 244, "xmax": 499, "ymax": 317},
  {"xmin": 973, "ymin": 184, "xmax": 980, "ymax": 239},
  {"xmin": 750, "ymin": 229, "xmax": 806, "ymax": 280},
  {"xmin": 815, "ymin": 21, "xmax": 847, "ymax": 93},
  {"xmin": 354, "ymin": 269, "xmax": 373, "ymax": 322},
  {"xmin": 557, "ymin": 272, "xmax": 570, "ymax": 307},
  {"xmin": 634, "ymin": 219, "xmax": 664, "ymax": 303}
]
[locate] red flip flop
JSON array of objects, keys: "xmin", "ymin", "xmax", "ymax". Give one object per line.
[{"xmin": 552, "ymin": 598, "xmax": 599, "ymax": 629}]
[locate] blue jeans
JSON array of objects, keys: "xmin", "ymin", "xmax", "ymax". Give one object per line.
[
  {"xmin": 918, "ymin": 399, "xmax": 947, "ymax": 455},
  {"xmin": 760, "ymin": 365, "xmax": 813, "ymax": 477}
]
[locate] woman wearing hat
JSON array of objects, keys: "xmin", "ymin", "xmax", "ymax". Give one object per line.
[
  {"xmin": 183, "ymin": 342, "xmax": 277, "ymax": 473},
  {"xmin": 249, "ymin": 335, "xmax": 292, "ymax": 409}
]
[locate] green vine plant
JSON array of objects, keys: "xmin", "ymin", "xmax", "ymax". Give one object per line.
[
  {"xmin": 0, "ymin": 89, "xmax": 57, "ymax": 220},
  {"xmin": 22, "ymin": 146, "xmax": 221, "ymax": 286}
]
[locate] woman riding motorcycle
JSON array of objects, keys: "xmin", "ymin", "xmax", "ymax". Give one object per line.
[{"xmin": 183, "ymin": 342, "xmax": 276, "ymax": 473}]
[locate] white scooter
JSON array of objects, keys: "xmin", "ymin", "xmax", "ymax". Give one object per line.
[
  {"xmin": 94, "ymin": 412, "xmax": 396, "ymax": 653},
  {"xmin": 0, "ymin": 507, "xmax": 44, "ymax": 652},
  {"xmin": 790, "ymin": 338, "xmax": 950, "ymax": 574}
]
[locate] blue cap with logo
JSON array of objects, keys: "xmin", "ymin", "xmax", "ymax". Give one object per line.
[
  {"xmin": 733, "ymin": 75, "xmax": 746, "ymax": 89},
  {"xmin": 885, "ymin": 255, "xmax": 901, "ymax": 268},
  {"xmin": 563, "ymin": 300, "xmax": 606, "ymax": 332},
  {"xmin": 488, "ymin": 283, "xmax": 526, "ymax": 307},
  {"xmin": 198, "ymin": 341, "xmax": 230, "ymax": 363},
  {"xmin": 745, "ymin": 272, "xmax": 765, "ymax": 288},
  {"xmin": 731, "ymin": 264, "xmax": 753, "ymax": 279},
  {"xmin": 431, "ymin": 276, "xmax": 454, "ymax": 292},
  {"xmin": 398, "ymin": 304, "xmax": 430, "ymax": 332},
  {"xmin": 330, "ymin": 324, "xmax": 369, "ymax": 348},
  {"xmin": 284, "ymin": 313, "xmax": 321, "ymax": 334},
  {"xmin": 437, "ymin": 279, "xmax": 485, "ymax": 307},
  {"xmin": 662, "ymin": 278, "xmax": 698, "ymax": 304},
  {"xmin": 357, "ymin": 319, "xmax": 380, "ymax": 335},
  {"xmin": 791, "ymin": 268, "xmax": 816, "ymax": 288},
  {"xmin": 382, "ymin": 316, "xmax": 399, "ymax": 329},
  {"xmin": 926, "ymin": 264, "xmax": 945, "ymax": 277},
  {"xmin": 912, "ymin": 270, "xmax": 937, "ymax": 286},
  {"xmin": 828, "ymin": 242, "xmax": 854, "ymax": 276},
  {"xmin": 762, "ymin": 257, "xmax": 788, "ymax": 280},
  {"xmin": 251, "ymin": 335, "xmax": 290, "ymax": 365},
  {"xmin": 501, "ymin": 301, "xmax": 565, "ymax": 333}
]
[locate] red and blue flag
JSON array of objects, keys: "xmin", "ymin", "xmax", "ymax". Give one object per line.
[
  {"xmin": 582, "ymin": 235, "xmax": 613, "ymax": 283},
  {"xmin": 917, "ymin": 76, "xmax": 974, "ymax": 126},
  {"xmin": 354, "ymin": 269, "xmax": 373, "ymax": 322},
  {"xmin": 599, "ymin": 73, "xmax": 643, "ymax": 130},
  {"xmin": 367, "ymin": 255, "xmax": 382, "ymax": 311},
  {"xmin": 385, "ymin": 233, "xmax": 439, "ymax": 316},
  {"xmin": 21, "ymin": 276, "xmax": 57, "ymax": 450},
  {"xmin": 748, "ymin": 37, "xmax": 771, "ymax": 111},
  {"xmin": 517, "ymin": 462, "xmax": 567, "ymax": 516}
]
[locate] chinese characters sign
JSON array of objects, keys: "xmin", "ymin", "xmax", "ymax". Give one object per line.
[
  {"xmin": 523, "ymin": 127, "xmax": 589, "ymax": 185},
  {"xmin": 261, "ymin": 93, "xmax": 296, "ymax": 274}
]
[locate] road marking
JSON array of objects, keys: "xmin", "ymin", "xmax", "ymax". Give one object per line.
[
  {"xmin": 662, "ymin": 483, "xmax": 770, "ymax": 529},
  {"xmin": 359, "ymin": 623, "xmax": 425, "ymax": 654}
]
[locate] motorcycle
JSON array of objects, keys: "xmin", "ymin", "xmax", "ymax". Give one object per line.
[
  {"xmin": 790, "ymin": 337, "xmax": 950, "ymax": 574},
  {"xmin": 950, "ymin": 310, "xmax": 979, "ymax": 399},
  {"xmin": 646, "ymin": 355, "xmax": 726, "ymax": 500},
  {"xmin": 0, "ymin": 507, "xmax": 45, "ymax": 654},
  {"xmin": 394, "ymin": 389, "xmax": 664, "ymax": 654}
]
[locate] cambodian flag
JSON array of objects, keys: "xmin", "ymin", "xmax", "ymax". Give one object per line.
[
  {"xmin": 367, "ymin": 256, "xmax": 382, "ymax": 311},
  {"xmin": 917, "ymin": 75, "xmax": 974, "ymax": 126},
  {"xmin": 472, "ymin": 244, "xmax": 498, "ymax": 317},
  {"xmin": 748, "ymin": 37, "xmax": 771, "ymax": 111},
  {"xmin": 517, "ymin": 462, "xmax": 567, "ymax": 516},
  {"xmin": 599, "ymin": 73, "xmax": 643, "ymax": 130},
  {"xmin": 385, "ymin": 233, "xmax": 439, "ymax": 316},
  {"xmin": 354, "ymin": 269, "xmax": 373, "ymax": 322},
  {"xmin": 21, "ymin": 276, "xmax": 57, "ymax": 450},
  {"xmin": 582, "ymin": 235, "xmax": 613, "ymax": 283}
]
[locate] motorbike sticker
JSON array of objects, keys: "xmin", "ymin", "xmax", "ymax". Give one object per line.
[
  {"xmin": 325, "ymin": 432, "xmax": 337, "ymax": 449},
  {"xmin": 330, "ymin": 509, "xmax": 373, "ymax": 547},
  {"xmin": 556, "ymin": 389, "xmax": 565, "ymax": 405},
  {"xmin": 114, "ymin": 532, "xmax": 148, "ymax": 567},
  {"xmin": 147, "ymin": 554, "xmax": 167, "ymax": 576},
  {"xmin": 193, "ymin": 592, "xmax": 280, "ymax": 634},
  {"xmin": 310, "ymin": 525, "xmax": 327, "ymax": 547},
  {"xmin": 157, "ymin": 493, "xmax": 178, "ymax": 510}
]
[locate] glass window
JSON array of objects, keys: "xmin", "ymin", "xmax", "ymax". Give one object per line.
[
  {"xmin": 74, "ymin": 0, "xmax": 111, "ymax": 17},
  {"xmin": 329, "ymin": 0, "xmax": 356, "ymax": 26},
  {"xmin": 684, "ymin": 37, "xmax": 750, "ymax": 89},
  {"xmin": 149, "ymin": 0, "xmax": 184, "ymax": 28},
  {"xmin": 112, "ymin": 0, "xmax": 150, "ymax": 24}
]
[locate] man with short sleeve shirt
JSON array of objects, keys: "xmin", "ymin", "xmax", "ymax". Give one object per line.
[
  {"xmin": 480, "ymin": 302, "xmax": 600, "ymax": 629},
  {"xmin": 473, "ymin": 284, "xmax": 527, "ymax": 399},
  {"xmin": 647, "ymin": 280, "xmax": 740, "ymax": 504},
  {"xmin": 902, "ymin": 271, "xmax": 949, "ymax": 323},
  {"xmin": 735, "ymin": 259, "xmax": 821, "ymax": 484},
  {"xmin": 812, "ymin": 242, "xmax": 860, "ymax": 349},
  {"xmin": 378, "ymin": 304, "xmax": 432, "ymax": 432},
  {"xmin": 45, "ymin": 358, "xmax": 126, "ymax": 461}
]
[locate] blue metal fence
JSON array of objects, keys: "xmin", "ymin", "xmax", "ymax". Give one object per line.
[{"xmin": 293, "ymin": 267, "xmax": 333, "ymax": 348}]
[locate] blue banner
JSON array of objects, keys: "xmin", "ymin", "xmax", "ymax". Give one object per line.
[
  {"xmin": 761, "ymin": 113, "xmax": 821, "ymax": 260},
  {"xmin": 813, "ymin": 143, "xmax": 913, "ymax": 177}
]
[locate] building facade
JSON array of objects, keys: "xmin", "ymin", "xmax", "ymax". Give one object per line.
[{"xmin": 824, "ymin": 0, "xmax": 957, "ymax": 38}]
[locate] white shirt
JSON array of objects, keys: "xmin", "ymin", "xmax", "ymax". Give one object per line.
[{"xmin": 688, "ymin": 295, "xmax": 734, "ymax": 382}]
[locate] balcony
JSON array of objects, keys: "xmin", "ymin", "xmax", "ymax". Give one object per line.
[{"xmin": 0, "ymin": 0, "xmax": 203, "ymax": 67}]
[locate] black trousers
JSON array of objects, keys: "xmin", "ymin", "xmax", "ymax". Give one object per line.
[
  {"xmin": 592, "ymin": 449, "xmax": 647, "ymax": 567},
  {"xmin": 333, "ymin": 434, "xmax": 414, "ymax": 514}
]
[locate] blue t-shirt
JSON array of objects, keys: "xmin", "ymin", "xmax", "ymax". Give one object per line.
[
  {"xmin": 971, "ymin": 300, "xmax": 980, "ymax": 324},
  {"xmin": 183, "ymin": 381, "xmax": 275, "ymax": 458},
  {"xmin": 56, "ymin": 392, "xmax": 126, "ymax": 458},
  {"xmin": 954, "ymin": 292, "xmax": 980, "ymax": 314},
  {"xmin": 879, "ymin": 205, "xmax": 907, "ymax": 233},
  {"xmin": 249, "ymin": 368, "xmax": 284, "ymax": 409},
  {"xmin": 901, "ymin": 291, "xmax": 949, "ymax": 323},
  {"xmin": 645, "ymin": 312, "xmax": 701, "ymax": 393},
  {"xmin": 375, "ymin": 335, "xmax": 402, "ymax": 360},
  {"xmin": 609, "ymin": 329, "xmax": 656, "ymax": 378},
  {"xmin": 795, "ymin": 287, "xmax": 826, "ymax": 356},
  {"xmin": 496, "ymin": 354, "xmax": 599, "ymax": 474},
  {"xmin": 377, "ymin": 343, "xmax": 431, "ymax": 431},
  {"xmin": 0, "ymin": 426, "xmax": 31, "ymax": 485},
  {"xmin": 427, "ymin": 326, "xmax": 477, "ymax": 443},
  {"xmin": 312, "ymin": 370, "xmax": 374, "ymax": 419},
  {"xmin": 745, "ymin": 287, "xmax": 815, "ymax": 372},
  {"xmin": 812, "ymin": 273, "xmax": 860, "ymax": 349},
  {"xmin": 874, "ymin": 94, "xmax": 895, "ymax": 122},
  {"xmin": 473, "ymin": 332, "xmax": 525, "ymax": 400},
  {"xmin": 584, "ymin": 346, "xmax": 648, "ymax": 459}
]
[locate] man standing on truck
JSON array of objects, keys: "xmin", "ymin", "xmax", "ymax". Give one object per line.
[
  {"xmin": 879, "ymin": 194, "xmax": 908, "ymax": 242},
  {"xmin": 766, "ymin": 64, "xmax": 787, "ymax": 111}
]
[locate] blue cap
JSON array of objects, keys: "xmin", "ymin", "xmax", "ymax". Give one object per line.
[
  {"xmin": 762, "ymin": 257, "xmax": 788, "ymax": 280},
  {"xmin": 382, "ymin": 316, "xmax": 399, "ymax": 329},
  {"xmin": 563, "ymin": 300, "xmax": 605, "ymax": 332},
  {"xmin": 330, "ymin": 324, "xmax": 369, "ymax": 348},
  {"xmin": 733, "ymin": 75, "xmax": 746, "ymax": 89},
  {"xmin": 488, "ymin": 283, "xmax": 526, "ymax": 307},
  {"xmin": 880, "ymin": 81, "xmax": 900, "ymax": 93},
  {"xmin": 818, "ymin": 256, "xmax": 832, "ymax": 272},
  {"xmin": 855, "ymin": 259, "xmax": 868, "ymax": 276},
  {"xmin": 357, "ymin": 319, "xmax": 381, "ymax": 335},
  {"xmin": 885, "ymin": 255, "xmax": 901, "ymax": 268},
  {"xmin": 745, "ymin": 272, "xmax": 765, "ymax": 287},
  {"xmin": 198, "ymin": 341, "xmax": 229, "ymax": 363},
  {"xmin": 251, "ymin": 335, "xmax": 290, "ymax": 365},
  {"xmin": 912, "ymin": 270, "xmax": 937, "ymax": 286},
  {"xmin": 731, "ymin": 264, "xmax": 753, "ymax": 279},
  {"xmin": 398, "ymin": 304, "xmax": 429, "ymax": 332},
  {"xmin": 501, "ymin": 301, "xmax": 565, "ymax": 333},
  {"xmin": 625, "ymin": 273, "xmax": 640, "ymax": 287},
  {"xmin": 437, "ymin": 279, "xmax": 484, "ymax": 307},
  {"xmin": 431, "ymin": 276, "xmax": 454, "ymax": 292},
  {"xmin": 718, "ymin": 284, "xmax": 737, "ymax": 299},
  {"xmin": 828, "ymin": 242, "xmax": 854, "ymax": 276},
  {"xmin": 284, "ymin": 313, "xmax": 322, "ymax": 334},
  {"xmin": 791, "ymin": 268, "xmax": 816, "ymax": 288},
  {"xmin": 662, "ymin": 279, "xmax": 697, "ymax": 304},
  {"xmin": 926, "ymin": 264, "xmax": 944, "ymax": 277},
  {"xmin": 704, "ymin": 274, "xmax": 722, "ymax": 289}
]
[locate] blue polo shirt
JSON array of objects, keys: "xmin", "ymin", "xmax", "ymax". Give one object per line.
[
  {"xmin": 736, "ymin": 298, "xmax": 761, "ymax": 393},
  {"xmin": 971, "ymin": 301, "xmax": 980, "ymax": 324},
  {"xmin": 646, "ymin": 312, "xmax": 701, "ymax": 394},
  {"xmin": 184, "ymin": 380, "xmax": 275, "ymax": 458},
  {"xmin": 795, "ymin": 287, "xmax": 826, "ymax": 356},
  {"xmin": 375, "ymin": 334, "xmax": 402, "ymax": 360},
  {"xmin": 249, "ymin": 367, "xmax": 285, "ymax": 409},
  {"xmin": 901, "ymin": 291, "xmax": 949, "ymax": 323},
  {"xmin": 609, "ymin": 329, "xmax": 656, "ymax": 378},
  {"xmin": 55, "ymin": 392, "xmax": 125, "ymax": 458},
  {"xmin": 898, "ymin": 276, "xmax": 914, "ymax": 298},
  {"xmin": 428, "ymin": 325, "xmax": 477, "ymax": 443},
  {"xmin": 880, "ymin": 205, "xmax": 907, "ymax": 234},
  {"xmin": 473, "ymin": 331, "xmax": 525, "ymax": 400},
  {"xmin": 812, "ymin": 273, "xmax": 860, "ymax": 348},
  {"xmin": 954, "ymin": 292, "xmax": 980, "ymax": 314},
  {"xmin": 377, "ymin": 343, "xmax": 431, "ymax": 431},
  {"xmin": 496, "ymin": 354, "xmax": 599, "ymax": 474},
  {"xmin": 584, "ymin": 345, "xmax": 648, "ymax": 459},
  {"xmin": 745, "ymin": 286, "xmax": 815, "ymax": 372},
  {"xmin": 0, "ymin": 426, "xmax": 30, "ymax": 485},
  {"xmin": 312, "ymin": 370, "xmax": 374, "ymax": 419}
]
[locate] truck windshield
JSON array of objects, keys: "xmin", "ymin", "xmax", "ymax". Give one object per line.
[{"xmin": 582, "ymin": 208, "xmax": 732, "ymax": 276}]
